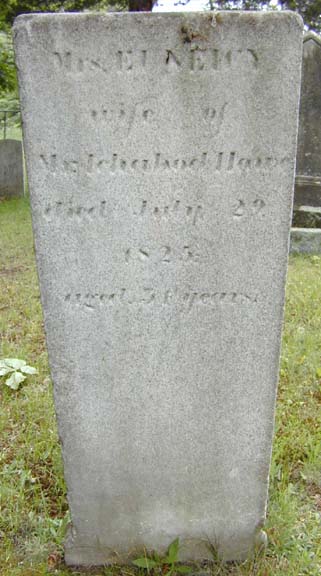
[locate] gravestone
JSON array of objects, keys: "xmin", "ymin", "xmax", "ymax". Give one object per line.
[
  {"xmin": 0, "ymin": 139, "xmax": 24, "ymax": 197},
  {"xmin": 295, "ymin": 32, "xmax": 321, "ymax": 208},
  {"xmin": 291, "ymin": 228, "xmax": 321, "ymax": 253},
  {"xmin": 292, "ymin": 205, "xmax": 321, "ymax": 228},
  {"xmin": 14, "ymin": 12, "xmax": 303, "ymax": 565}
]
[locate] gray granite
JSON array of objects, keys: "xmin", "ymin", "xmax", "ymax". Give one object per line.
[
  {"xmin": 0, "ymin": 139, "xmax": 24, "ymax": 197},
  {"xmin": 295, "ymin": 175, "xmax": 321, "ymax": 208},
  {"xmin": 290, "ymin": 228, "xmax": 321, "ymax": 253},
  {"xmin": 14, "ymin": 11, "xmax": 303, "ymax": 565},
  {"xmin": 295, "ymin": 33, "xmax": 321, "ymax": 208}
]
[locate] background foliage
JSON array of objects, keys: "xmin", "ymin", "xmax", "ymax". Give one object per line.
[{"xmin": 211, "ymin": 0, "xmax": 321, "ymax": 32}]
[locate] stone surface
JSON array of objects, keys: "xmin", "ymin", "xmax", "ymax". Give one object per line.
[
  {"xmin": 0, "ymin": 139, "xmax": 24, "ymax": 197},
  {"xmin": 290, "ymin": 228, "xmax": 321, "ymax": 253},
  {"xmin": 14, "ymin": 11, "xmax": 303, "ymax": 565},
  {"xmin": 292, "ymin": 205, "xmax": 321, "ymax": 228},
  {"xmin": 295, "ymin": 33, "xmax": 321, "ymax": 208}
]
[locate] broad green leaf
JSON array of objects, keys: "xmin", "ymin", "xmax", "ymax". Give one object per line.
[
  {"xmin": 21, "ymin": 365, "xmax": 38, "ymax": 375},
  {"xmin": 132, "ymin": 558, "xmax": 158, "ymax": 569},
  {"xmin": 0, "ymin": 366, "xmax": 12, "ymax": 376},
  {"xmin": 167, "ymin": 538, "xmax": 179, "ymax": 564},
  {"xmin": 5, "ymin": 371, "xmax": 26, "ymax": 390},
  {"xmin": 153, "ymin": 551, "xmax": 161, "ymax": 563},
  {"xmin": 176, "ymin": 566, "xmax": 192, "ymax": 573},
  {"xmin": 3, "ymin": 358, "xmax": 26, "ymax": 370}
]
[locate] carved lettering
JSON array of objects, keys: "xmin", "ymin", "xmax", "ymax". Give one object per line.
[
  {"xmin": 90, "ymin": 100, "xmax": 157, "ymax": 134},
  {"xmin": 53, "ymin": 51, "xmax": 72, "ymax": 70},
  {"xmin": 233, "ymin": 199, "xmax": 245, "ymax": 218},
  {"xmin": 52, "ymin": 48, "xmax": 258, "ymax": 75},
  {"xmin": 166, "ymin": 48, "xmax": 259, "ymax": 72},
  {"xmin": 90, "ymin": 104, "xmax": 155, "ymax": 123},
  {"xmin": 38, "ymin": 152, "xmax": 293, "ymax": 176},
  {"xmin": 64, "ymin": 287, "xmax": 258, "ymax": 311},
  {"xmin": 43, "ymin": 201, "xmax": 107, "ymax": 220},
  {"xmin": 133, "ymin": 200, "xmax": 203, "ymax": 226},
  {"xmin": 124, "ymin": 245, "xmax": 200, "ymax": 264},
  {"xmin": 165, "ymin": 50, "xmax": 181, "ymax": 69},
  {"xmin": 232, "ymin": 198, "xmax": 266, "ymax": 219},
  {"xmin": 40, "ymin": 154, "xmax": 57, "ymax": 172},
  {"xmin": 40, "ymin": 197, "xmax": 266, "ymax": 223},
  {"xmin": 89, "ymin": 100, "xmax": 226, "ymax": 135},
  {"xmin": 190, "ymin": 48, "xmax": 207, "ymax": 71},
  {"xmin": 53, "ymin": 51, "xmax": 108, "ymax": 74},
  {"xmin": 116, "ymin": 50, "xmax": 147, "ymax": 71},
  {"xmin": 203, "ymin": 103, "xmax": 227, "ymax": 135}
]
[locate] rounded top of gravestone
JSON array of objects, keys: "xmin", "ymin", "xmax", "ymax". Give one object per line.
[{"xmin": 303, "ymin": 31, "xmax": 321, "ymax": 47}]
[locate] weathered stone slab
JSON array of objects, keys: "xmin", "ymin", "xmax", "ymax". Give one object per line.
[
  {"xmin": 295, "ymin": 33, "xmax": 321, "ymax": 208},
  {"xmin": 14, "ymin": 12, "xmax": 303, "ymax": 565},
  {"xmin": 290, "ymin": 228, "xmax": 321, "ymax": 253},
  {"xmin": 292, "ymin": 205, "xmax": 321, "ymax": 228},
  {"xmin": 295, "ymin": 175, "xmax": 321, "ymax": 208},
  {"xmin": 0, "ymin": 139, "xmax": 24, "ymax": 197}
]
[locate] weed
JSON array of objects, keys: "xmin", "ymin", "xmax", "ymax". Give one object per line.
[
  {"xmin": 0, "ymin": 357, "xmax": 37, "ymax": 389},
  {"xmin": 133, "ymin": 538, "xmax": 192, "ymax": 574}
]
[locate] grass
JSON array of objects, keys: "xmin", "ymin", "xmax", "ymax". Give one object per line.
[{"xmin": 0, "ymin": 197, "xmax": 321, "ymax": 575}]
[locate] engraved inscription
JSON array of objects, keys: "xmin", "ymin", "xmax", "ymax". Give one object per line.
[
  {"xmin": 90, "ymin": 100, "xmax": 157, "ymax": 134},
  {"xmin": 43, "ymin": 200, "xmax": 107, "ymax": 221},
  {"xmin": 53, "ymin": 51, "xmax": 108, "ymax": 74},
  {"xmin": 89, "ymin": 102, "xmax": 225, "ymax": 135},
  {"xmin": 64, "ymin": 287, "xmax": 258, "ymax": 311},
  {"xmin": 116, "ymin": 50, "xmax": 147, "ymax": 70},
  {"xmin": 232, "ymin": 198, "xmax": 266, "ymax": 219},
  {"xmin": 40, "ymin": 198, "xmax": 266, "ymax": 223},
  {"xmin": 52, "ymin": 47, "xmax": 258, "ymax": 75},
  {"xmin": 203, "ymin": 103, "xmax": 227, "ymax": 134},
  {"xmin": 165, "ymin": 50, "xmax": 182, "ymax": 69},
  {"xmin": 124, "ymin": 245, "xmax": 201, "ymax": 264},
  {"xmin": 165, "ymin": 48, "xmax": 259, "ymax": 73},
  {"xmin": 39, "ymin": 151, "xmax": 292, "ymax": 176},
  {"xmin": 133, "ymin": 200, "xmax": 203, "ymax": 226}
]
